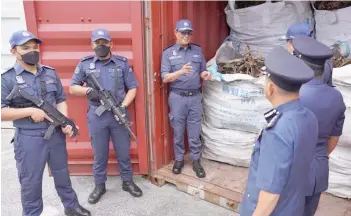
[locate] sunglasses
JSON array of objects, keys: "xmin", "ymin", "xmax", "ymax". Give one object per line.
[{"xmin": 179, "ymin": 31, "xmax": 193, "ymax": 36}]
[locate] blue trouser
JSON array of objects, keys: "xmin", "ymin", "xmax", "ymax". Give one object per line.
[
  {"xmin": 14, "ymin": 128, "xmax": 78, "ymax": 216},
  {"xmin": 87, "ymin": 105, "xmax": 133, "ymax": 184},
  {"xmin": 168, "ymin": 91, "xmax": 203, "ymax": 161},
  {"xmin": 304, "ymin": 193, "xmax": 321, "ymax": 216}
]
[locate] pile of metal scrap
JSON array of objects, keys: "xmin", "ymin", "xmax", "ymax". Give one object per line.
[
  {"xmin": 235, "ymin": 0, "xmax": 281, "ymax": 9},
  {"xmin": 314, "ymin": 1, "xmax": 351, "ymax": 10},
  {"xmin": 331, "ymin": 45, "xmax": 351, "ymax": 68},
  {"xmin": 217, "ymin": 46, "xmax": 264, "ymax": 77}
]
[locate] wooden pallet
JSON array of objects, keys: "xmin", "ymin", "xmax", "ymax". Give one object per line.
[
  {"xmin": 151, "ymin": 156, "xmax": 351, "ymax": 215},
  {"xmin": 151, "ymin": 155, "xmax": 248, "ymax": 211}
]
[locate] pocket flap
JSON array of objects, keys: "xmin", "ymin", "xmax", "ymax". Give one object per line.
[{"xmin": 170, "ymin": 58, "xmax": 184, "ymax": 66}]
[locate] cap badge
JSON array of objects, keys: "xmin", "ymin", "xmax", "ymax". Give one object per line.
[
  {"xmin": 97, "ymin": 30, "xmax": 104, "ymax": 36},
  {"xmin": 22, "ymin": 31, "xmax": 30, "ymax": 37},
  {"xmin": 184, "ymin": 22, "xmax": 189, "ymax": 27}
]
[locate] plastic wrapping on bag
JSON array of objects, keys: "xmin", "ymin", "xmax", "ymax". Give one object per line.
[
  {"xmin": 314, "ymin": 6, "xmax": 351, "ymax": 58},
  {"xmin": 225, "ymin": 1, "xmax": 313, "ymax": 57},
  {"xmin": 333, "ymin": 65, "xmax": 351, "ymax": 148},
  {"xmin": 327, "ymin": 146, "xmax": 351, "ymax": 198},
  {"xmin": 201, "ymin": 122, "xmax": 255, "ymax": 167},
  {"xmin": 202, "ymin": 77, "xmax": 270, "ymax": 133}
]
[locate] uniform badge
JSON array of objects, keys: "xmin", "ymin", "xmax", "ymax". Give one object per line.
[
  {"xmin": 22, "ymin": 31, "xmax": 30, "ymax": 37},
  {"xmin": 172, "ymin": 50, "xmax": 178, "ymax": 56},
  {"xmin": 109, "ymin": 68, "xmax": 115, "ymax": 73},
  {"xmin": 89, "ymin": 63, "xmax": 96, "ymax": 70},
  {"xmin": 74, "ymin": 66, "xmax": 80, "ymax": 74},
  {"xmin": 193, "ymin": 54, "xmax": 200, "ymax": 58},
  {"xmin": 15, "ymin": 76, "xmax": 25, "ymax": 84}
]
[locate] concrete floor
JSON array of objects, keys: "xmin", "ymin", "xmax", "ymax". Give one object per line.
[{"xmin": 1, "ymin": 129, "xmax": 238, "ymax": 216}]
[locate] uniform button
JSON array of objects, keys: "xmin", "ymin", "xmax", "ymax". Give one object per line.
[
  {"xmin": 40, "ymin": 131, "xmax": 45, "ymax": 137},
  {"xmin": 248, "ymin": 193, "xmax": 251, "ymax": 198}
]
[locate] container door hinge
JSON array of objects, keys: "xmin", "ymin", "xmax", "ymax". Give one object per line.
[{"xmin": 144, "ymin": 17, "xmax": 150, "ymax": 29}]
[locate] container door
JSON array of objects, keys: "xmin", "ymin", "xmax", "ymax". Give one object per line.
[{"xmin": 23, "ymin": 0, "xmax": 148, "ymax": 175}]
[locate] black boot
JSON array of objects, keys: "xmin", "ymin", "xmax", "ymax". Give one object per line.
[
  {"xmin": 64, "ymin": 204, "xmax": 91, "ymax": 216},
  {"xmin": 193, "ymin": 160, "xmax": 206, "ymax": 178},
  {"xmin": 88, "ymin": 184, "xmax": 106, "ymax": 204},
  {"xmin": 122, "ymin": 181, "xmax": 143, "ymax": 197},
  {"xmin": 172, "ymin": 160, "xmax": 184, "ymax": 174}
]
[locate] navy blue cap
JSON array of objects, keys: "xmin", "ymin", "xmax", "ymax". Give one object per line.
[
  {"xmin": 175, "ymin": 19, "xmax": 193, "ymax": 32},
  {"xmin": 9, "ymin": 30, "xmax": 42, "ymax": 48},
  {"xmin": 280, "ymin": 22, "xmax": 313, "ymax": 40},
  {"xmin": 91, "ymin": 28, "xmax": 111, "ymax": 42},
  {"xmin": 292, "ymin": 35, "xmax": 333, "ymax": 66},
  {"xmin": 263, "ymin": 46, "xmax": 314, "ymax": 92}
]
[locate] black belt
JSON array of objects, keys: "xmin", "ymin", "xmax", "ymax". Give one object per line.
[{"xmin": 171, "ymin": 88, "xmax": 201, "ymax": 97}]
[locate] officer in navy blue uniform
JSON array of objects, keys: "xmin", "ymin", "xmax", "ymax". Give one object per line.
[
  {"xmin": 69, "ymin": 28, "xmax": 142, "ymax": 204},
  {"xmin": 293, "ymin": 35, "xmax": 346, "ymax": 216},
  {"xmin": 239, "ymin": 47, "xmax": 318, "ymax": 216},
  {"xmin": 281, "ymin": 22, "xmax": 333, "ymax": 86},
  {"xmin": 161, "ymin": 19, "xmax": 212, "ymax": 178},
  {"xmin": 1, "ymin": 30, "xmax": 91, "ymax": 216}
]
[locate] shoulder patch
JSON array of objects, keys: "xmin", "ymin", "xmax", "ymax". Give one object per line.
[
  {"xmin": 114, "ymin": 55, "xmax": 127, "ymax": 62},
  {"xmin": 81, "ymin": 55, "xmax": 94, "ymax": 62},
  {"xmin": 163, "ymin": 44, "xmax": 175, "ymax": 51},
  {"xmin": 42, "ymin": 65, "xmax": 55, "ymax": 70},
  {"xmin": 74, "ymin": 66, "xmax": 81, "ymax": 74}
]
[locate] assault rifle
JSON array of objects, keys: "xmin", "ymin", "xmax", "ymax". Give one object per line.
[
  {"xmin": 6, "ymin": 86, "xmax": 79, "ymax": 140},
  {"xmin": 85, "ymin": 73, "xmax": 138, "ymax": 142}
]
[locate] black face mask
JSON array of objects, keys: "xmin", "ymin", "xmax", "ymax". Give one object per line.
[
  {"xmin": 21, "ymin": 51, "xmax": 40, "ymax": 65},
  {"xmin": 94, "ymin": 45, "xmax": 110, "ymax": 57}
]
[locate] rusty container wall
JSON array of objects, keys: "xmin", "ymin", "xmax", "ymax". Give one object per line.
[
  {"xmin": 23, "ymin": 1, "xmax": 148, "ymax": 175},
  {"xmin": 150, "ymin": 1, "xmax": 229, "ymax": 171}
]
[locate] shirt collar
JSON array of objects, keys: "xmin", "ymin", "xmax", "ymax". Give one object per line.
[
  {"xmin": 93, "ymin": 54, "xmax": 115, "ymax": 65},
  {"xmin": 14, "ymin": 62, "xmax": 42, "ymax": 75},
  {"xmin": 174, "ymin": 44, "xmax": 191, "ymax": 51},
  {"xmin": 306, "ymin": 77, "xmax": 324, "ymax": 85},
  {"xmin": 14, "ymin": 62, "xmax": 25, "ymax": 75},
  {"xmin": 275, "ymin": 99, "xmax": 301, "ymax": 113}
]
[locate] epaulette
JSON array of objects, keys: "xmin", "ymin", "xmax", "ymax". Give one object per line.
[
  {"xmin": 42, "ymin": 65, "xmax": 55, "ymax": 70},
  {"xmin": 114, "ymin": 55, "xmax": 127, "ymax": 62},
  {"xmin": 2, "ymin": 67, "xmax": 14, "ymax": 74},
  {"xmin": 163, "ymin": 44, "xmax": 174, "ymax": 51},
  {"xmin": 80, "ymin": 55, "xmax": 94, "ymax": 62},
  {"xmin": 264, "ymin": 109, "xmax": 282, "ymax": 129}
]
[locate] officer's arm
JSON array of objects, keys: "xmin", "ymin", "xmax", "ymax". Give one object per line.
[
  {"xmin": 253, "ymin": 191, "xmax": 280, "ymax": 216},
  {"xmin": 328, "ymin": 102, "xmax": 346, "ymax": 154},
  {"xmin": 121, "ymin": 63, "xmax": 138, "ymax": 107},
  {"xmin": 255, "ymin": 129, "xmax": 293, "ymax": 215},
  {"xmin": 161, "ymin": 51, "xmax": 184, "ymax": 83},
  {"xmin": 1, "ymin": 77, "xmax": 34, "ymax": 121},
  {"xmin": 200, "ymin": 51, "xmax": 207, "ymax": 73},
  {"xmin": 69, "ymin": 62, "xmax": 90, "ymax": 96}
]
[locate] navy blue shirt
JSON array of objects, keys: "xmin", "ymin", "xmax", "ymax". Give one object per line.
[
  {"xmin": 161, "ymin": 44, "xmax": 206, "ymax": 90},
  {"xmin": 240, "ymin": 99, "xmax": 318, "ymax": 216},
  {"xmin": 1, "ymin": 62, "xmax": 66, "ymax": 129},
  {"xmin": 70, "ymin": 55, "xmax": 138, "ymax": 105},
  {"xmin": 300, "ymin": 78, "xmax": 345, "ymax": 195}
]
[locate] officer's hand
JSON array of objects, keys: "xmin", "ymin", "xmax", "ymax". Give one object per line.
[
  {"xmin": 87, "ymin": 88, "xmax": 100, "ymax": 102},
  {"xmin": 30, "ymin": 108, "xmax": 48, "ymax": 123},
  {"xmin": 201, "ymin": 71, "xmax": 212, "ymax": 81},
  {"xmin": 61, "ymin": 125, "xmax": 74, "ymax": 137},
  {"xmin": 180, "ymin": 63, "xmax": 192, "ymax": 75}
]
